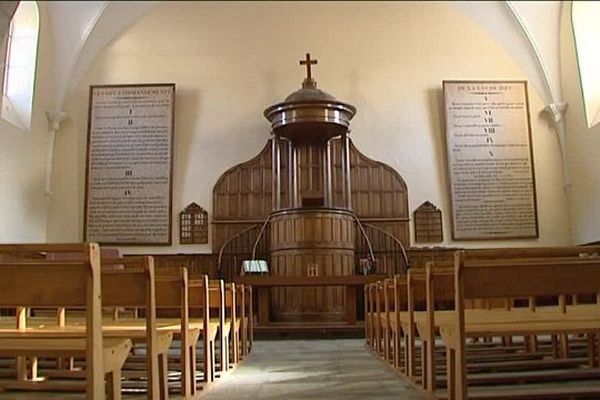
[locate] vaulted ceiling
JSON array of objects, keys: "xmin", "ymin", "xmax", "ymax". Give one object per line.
[{"xmin": 27, "ymin": 2, "xmax": 563, "ymax": 113}]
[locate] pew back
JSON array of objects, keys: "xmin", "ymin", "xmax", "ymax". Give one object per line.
[{"xmin": 0, "ymin": 243, "xmax": 105, "ymax": 399}]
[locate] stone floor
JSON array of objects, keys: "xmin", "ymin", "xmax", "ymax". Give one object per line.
[
  {"xmin": 202, "ymin": 339, "xmax": 429, "ymax": 400},
  {"xmin": 0, "ymin": 339, "xmax": 429, "ymax": 399}
]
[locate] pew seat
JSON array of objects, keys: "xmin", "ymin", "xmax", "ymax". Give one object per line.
[
  {"xmin": 0, "ymin": 337, "xmax": 131, "ymax": 390},
  {"xmin": 0, "ymin": 243, "xmax": 121, "ymax": 399}
]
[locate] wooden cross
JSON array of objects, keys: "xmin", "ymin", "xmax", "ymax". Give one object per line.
[{"xmin": 300, "ymin": 53, "xmax": 317, "ymax": 80}]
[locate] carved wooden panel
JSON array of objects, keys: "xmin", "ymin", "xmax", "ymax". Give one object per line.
[
  {"xmin": 414, "ymin": 201, "xmax": 443, "ymax": 243},
  {"xmin": 269, "ymin": 209, "xmax": 355, "ymax": 321},
  {"xmin": 179, "ymin": 203, "xmax": 208, "ymax": 244},
  {"xmin": 212, "ymin": 140, "xmax": 291, "ymax": 251},
  {"xmin": 212, "ymin": 138, "xmax": 410, "ymax": 249},
  {"xmin": 270, "ymin": 250, "xmax": 354, "ymax": 321},
  {"xmin": 297, "ymin": 143, "xmax": 324, "ymax": 198},
  {"xmin": 269, "ymin": 209, "xmax": 355, "ymax": 251},
  {"xmin": 331, "ymin": 139, "xmax": 410, "ymax": 246},
  {"xmin": 213, "ymin": 143, "xmax": 272, "ymax": 221}
]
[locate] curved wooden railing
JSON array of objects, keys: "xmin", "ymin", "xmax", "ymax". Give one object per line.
[
  {"xmin": 356, "ymin": 222, "xmax": 409, "ymax": 276},
  {"xmin": 217, "ymin": 212, "xmax": 409, "ymax": 280},
  {"xmin": 217, "ymin": 224, "xmax": 267, "ymax": 281},
  {"xmin": 251, "ymin": 213, "xmax": 273, "ymax": 260},
  {"xmin": 351, "ymin": 214, "xmax": 376, "ymax": 273}
]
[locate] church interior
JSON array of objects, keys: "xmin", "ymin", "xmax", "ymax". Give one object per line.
[{"xmin": 1, "ymin": 1, "xmax": 600, "ymax": 399}]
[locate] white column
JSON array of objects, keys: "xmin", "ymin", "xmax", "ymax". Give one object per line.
[
  {"xmin": 44, "ymin": 110, "xmax": 67, "ymax": 200},
  {"xmin": 543, "ymin": 102, "xmax": 570, "ymax": 189}
]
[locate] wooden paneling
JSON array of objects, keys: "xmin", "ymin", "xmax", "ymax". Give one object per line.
[
  {"xmin": 332, "ymin": 138, "xmax": 410, "ymax": 246},
  {"xmin": 329, "ymin": 139, "xmax": 409, "ymax": 218},
  {"xmin": 269, "ymin": 209, "xmax": 356, "ymax": 321},
  {"xmin": 211, "ymin": 136, "xmax": 411, "ymax": 323},
  {"xmin": 414, "ymin": 201, "xmax": 443, "ymax": 243},
  {"xmin": 128, "ymin": 253, "xmax": 219, "ymax": 279},
  {"xmin": 212, "ymin": 221, "xmax": 262, "ymax": 253},
  {"xmin": 270, "ymin": 250, "xmax": 355, "ymax": 321},
  {"xmin": 212, "ymin": 138, "xmax": 410, "ymax": 250},
  {"xmin": 212, "ymin": 140, "xmax": 290, "ymax": 251},
  {"xmin": 297, "ymin": 143, "xmax": 324, "ymax": 197},
  {"xmin": 406, "ymin": 247, "xmax": 456, "ymax": 271},
  {"xmin": 213, "ymin": 143, "xmax": 272, "ymax": 222},
  {"xmin": 360, "ymin": 219, "xmax": 410, "ymax": 249},
  {"xmin": 270, "ymin": 209, "xmax": 355, "ymax": 251}
]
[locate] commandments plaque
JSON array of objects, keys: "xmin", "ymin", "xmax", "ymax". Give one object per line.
[
  {"xmin": 84, "ymin": 84, "xmax": 175, "ymax": 245},
  {"xmin": 443, "ymin": 81, "xmax": 538, "ymax": 240}
]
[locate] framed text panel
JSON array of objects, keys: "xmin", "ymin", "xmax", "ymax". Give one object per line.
[
  {"xmin": 84, "ymin": 83, "xmax": 175, "ymax": 245},
  {"xmin": 443, "ymin": 80, "xmax": 538, "ymax": 240}
]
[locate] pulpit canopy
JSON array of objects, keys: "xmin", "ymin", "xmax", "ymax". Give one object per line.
[{"xmin": 264, "ymin": 53, "xmax": 356, "ymax": 144}]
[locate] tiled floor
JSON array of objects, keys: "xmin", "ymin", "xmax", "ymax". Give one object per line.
[{"xmin": 202, "ymin": 339, "xmax": 429, "ymax": 400}]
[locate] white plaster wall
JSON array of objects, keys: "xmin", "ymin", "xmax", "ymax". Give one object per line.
[
  {"xmin": 560, "ymin": 4, "xmax": 600, "ymax": 244},
  {"xmin": 46, "ymin": 1, "xmax": 572, "ymax": 253},
  {"xmin": 0, "ymin": 3, "xmax": 53, "ymax": 242}
]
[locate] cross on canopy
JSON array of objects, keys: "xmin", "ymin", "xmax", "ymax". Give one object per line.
[{"xmin": 299, "ymin": 53, "xmax": 317, "ymax": 80}]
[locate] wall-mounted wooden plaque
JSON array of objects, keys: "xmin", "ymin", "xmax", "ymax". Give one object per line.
[
  {"xmin": 414, "ymin": 201, "xmax": 443, "ymax": 243},
  {"xmin": 443, "ymin": 81, "xmax": 538, "ymax": 240},
  {"xmin": 180, "ymin": 203, "xmax": 208, "ymax": 244},
  {"xmin": 84, "ymin": 83, "xmax": 175, "ymax": 245}
]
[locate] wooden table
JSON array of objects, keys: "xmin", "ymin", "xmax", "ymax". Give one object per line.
[{"xmin": 233, "ymin": 275, "xmax": 385, "ymax": 326}]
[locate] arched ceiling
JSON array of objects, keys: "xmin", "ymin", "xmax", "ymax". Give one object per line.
[
  {"xmin": 45, "ymin": 1, "xmax": 563, "ymax": 112},
  {"xmin": 45, "ymin": 1, "xmax": 159, "ymax": 109}
]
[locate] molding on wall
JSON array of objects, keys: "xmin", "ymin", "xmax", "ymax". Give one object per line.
[
  {"xmin": 505, "ymin": 1, "xmax": 569, "ymax": 189},
  {"xmin": 504, "ymin": 1, "xmax": 559, "ymax": 104}
]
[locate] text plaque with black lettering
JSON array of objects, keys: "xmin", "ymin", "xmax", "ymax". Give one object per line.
[
  {"xmin": 443, "ymin": 81, "xmax": 538, "ymax": 240},
  {"xmin": 84, "ymin": 84, "xmax": 175, "ymax": 245}
]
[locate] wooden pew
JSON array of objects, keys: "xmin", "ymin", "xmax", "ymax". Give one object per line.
[
  {"xmin": 367, "ymin": 246, "xmax": 600, "ymax": 396},
  {"xmin": 236, "ymin": 284, "xmax": 253, "ymax": 358},
  {"xmin": 392, "ymin": 275, "xmax": 406, "ymax": 371},
  {"xmin": 21, "ymin": 253, "xmax": 173, "ymax": 399},
  {"xmin": 45, "ymin": 256, "xmax": 170, "ymax": 399},
  {"xmin": 208, "ymin": 280, "xmax": 228, "ymax": 373},
  {"xmin": 30, "ymin": 256, "xmax": 171, "ymax": 399},
  {"xmin": 381, "ymin": 276, "xmax": 405, "ymax": 370},
  {"xmin": 188, "ymin": 276, "xmax": 218, "ymax": 385},
  {"xmin": 100, "ymin": 267, "xmax": 216, "ymax": 394},
  {"xmin": 151, "ymin": 268, "xmax": 204, "ymax": 398},
  {"xmin": 141, "ymin": 271, "xmax": 214, "ymax": 395},
  {"xmin": 380, "ymin": 278, "xmax": 394, "ymax": 364},
  {"xmin": 442, "ymin": 252, "xmax": 600, "ymax": 400},
  {"xmin": 0, "ymin": 243, "xmax": 132, "ymax": 399},
  {"xmin": 372, "ymin": 281, "xmax": 383, "ymax": 355},
  {"xmin": 226, "ymin": 283, "xmax": 240, "ymax": 366},
  {"xmin": 99, "ymin": 256, "xmax": 169, "ymax": 400},
  {"xmin": 405, "ymin": 267, "xmax": 427, "ymax": 382},
  {"xmin": 364, "ymin": 282, "xmax": 371, "ymax": 347},
  {"xmin": 366, "ymin": 275, "xmax": 412, "ymax": 375},
  {"xmin": 417, "ymin": 246, "xmax": 600, "ymax": 392},
  {"xmin": 244, "ymin": 285, "xmax": 254, "ymax": 355},
  {"xmin": 423, "ymin": 258, "xmax": 599, "ymax": 395}
]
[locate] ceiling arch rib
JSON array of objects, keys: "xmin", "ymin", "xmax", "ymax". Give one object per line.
[
  {"xmin": 448, "ymin": 1, "xmax": 561, "ymax": 106},
  {"xmin": 48, "ymin": 1, "xmax": 160, "ymax": 111}
]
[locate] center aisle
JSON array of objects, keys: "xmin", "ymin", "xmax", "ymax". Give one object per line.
[{"xmin": 203, "ymin": 339, "xmax": 430, "ymax": 399}]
